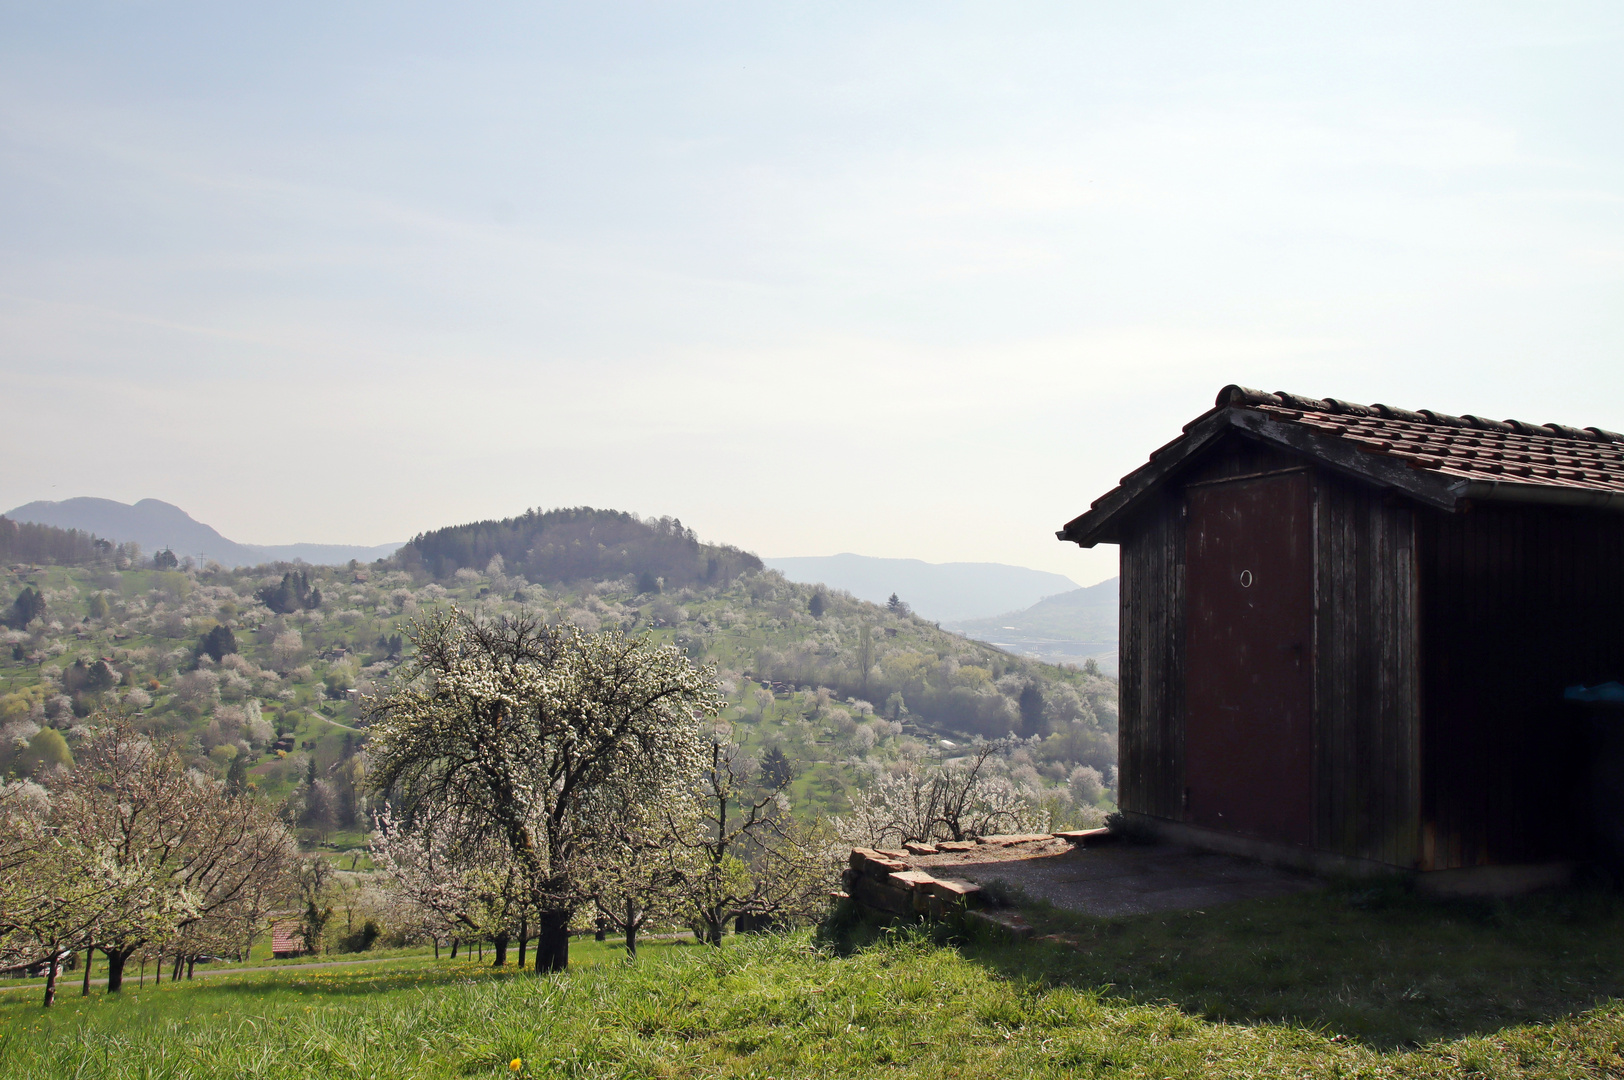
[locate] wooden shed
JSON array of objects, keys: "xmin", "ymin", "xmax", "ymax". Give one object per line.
[{"xmin": 1059, "ymin": 385, "xmax": 1624, "ymax": 893}]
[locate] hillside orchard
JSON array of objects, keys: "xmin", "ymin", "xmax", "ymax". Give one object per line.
[{"xmin": 0, "ymin": 510, "xmax": 1119, "ymax": 986}]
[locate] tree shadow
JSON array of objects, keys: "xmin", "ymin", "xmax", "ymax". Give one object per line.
[
  {"xmin": 960, "ymin": 878, "xmax": 1624, "ymax": 1049},
  {"xmin": 160, "ymin": 963, "xmax": 530, "ymax": 1000}
]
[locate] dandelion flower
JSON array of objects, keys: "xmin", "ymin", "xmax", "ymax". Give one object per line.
[{"xmin": 510, "ymin": 1059, "xmax": 523, "ymax": 1072}]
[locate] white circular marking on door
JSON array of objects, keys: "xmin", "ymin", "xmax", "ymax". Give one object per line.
[{"xmin": 1239, "ymin": 570, "xmax": 1253, "ymax": 588}]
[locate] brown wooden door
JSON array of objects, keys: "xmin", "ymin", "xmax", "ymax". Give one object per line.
[{"xmin": 1184, "ymin": 470, "xmax": 1314, "ymax": 847}]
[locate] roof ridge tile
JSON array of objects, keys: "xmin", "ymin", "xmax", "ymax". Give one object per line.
[
  {"xmin": 1323, "ymin": 397, "xmax": 1373, "ymax": 416},
  {"xmin": 1372, "ymin": 403, "xmax": 1428, "ymax": 423},
  {"xmin": 1274, "ymin": 391, "xmax": 1333, "ymax": 411}
]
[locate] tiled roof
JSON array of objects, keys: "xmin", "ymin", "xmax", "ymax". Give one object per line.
[
  {"xmin": 1221, "ymin": 386, "xmax": 1624, "ymax": 495},
  {"xmin": 270, "ymin": 921, "xmax": 306, "ymax": 954},
  {"xmin": 1059, "ymin": 385, "xmax": 1624, "ymax": 547}
]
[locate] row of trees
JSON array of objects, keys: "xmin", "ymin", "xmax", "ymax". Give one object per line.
[
  {"xmin": 0, "ymin": 723, "xmax": 298, "ymax": 1005},
  {"xmin": 366, "ymin": 612, "xmax": 833, "ymax": 969},
  {"xmin": 0, "ymin": 516, "xmax": 121, "ymax": 568}
]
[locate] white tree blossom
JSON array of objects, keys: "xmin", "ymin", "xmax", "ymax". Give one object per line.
[{"xmin": 366, "ymin": 609, "xmax": 721, "ymax": 971}]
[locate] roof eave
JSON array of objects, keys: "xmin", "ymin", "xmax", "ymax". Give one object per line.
[
  {"xmin": 1227, "ymin": 409, "xmax": 1462, "ymax": 512},
  {"xmin": 1057, "ymin": 407, "xmax": 1468, "ymax": 548},
  {"xmin": 1458, "ymin": 481, "xmax": 1624, "ymax": 512},
  {"xmin": 1056, "ymin": 410, "xmax": 1233, "ymax": 547}
]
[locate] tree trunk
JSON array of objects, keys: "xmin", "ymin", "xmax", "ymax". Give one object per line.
[
  {"xmin": 450, "ymin": 938, "xmax": 458, "ymax": 959},
  {"xmin": 42, "ymin": 953, "xmax": 59, "ymax": 1008},
  {"xmin": 105, "ymin": 948, "xmax": 130, "ymax": 993},
  {"xmin": 187, "ymin": 957, "xmax": 196, "ymax": 979},
  {"xmin": 82, "ymin": 947, "xmax": 93, "ymax": 996},
  {"xmin": 516, "ymin": 916, "xmax": 527, "ymax": 970},
  {"xmin": 173, "ymin": 954, "xmax": 184, "ymax": 981},
  {"xmin": 153, "ymin": 951, "xmax": 162, "ymax": 984},
  {"xmin": 624, "ymin": 899, "xmax": 638, "ymax": 958},
  {"xmin": 433, "ymin": 940, "xmax": 440, "ymax": 960},
  {"xmin": 492, "ymin": 931, "xmax": 509, "ymax": 966},
  {"xmin": 533, "ymin": 910, "xmax": 570, "ymax": 973}
]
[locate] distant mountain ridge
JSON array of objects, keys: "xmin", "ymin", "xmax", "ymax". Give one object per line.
[
  {"xmin": 4, "ymin": 497, "xmax": 402, "ymax": 567},
  {"xmin": 763, "ymin": 553, "xmax": 1080, "ymax": 623},
  {"xmin": 945, "ymin": 577, "xmax": 1120, "ymax": 673}
]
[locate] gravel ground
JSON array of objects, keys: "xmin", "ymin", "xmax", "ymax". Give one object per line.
[{"xmin": 906, "ymin": 840, "xmax": 1319, "ymax": 917}]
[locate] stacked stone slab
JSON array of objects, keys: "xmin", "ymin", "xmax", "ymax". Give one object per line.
[
  {"xmin": 837, "ymin": 829, "xmax": 1116, "ymax": 924},
  {"xmin": 841, "ymin": 848, "xmax": 987, "ymax": 921}
]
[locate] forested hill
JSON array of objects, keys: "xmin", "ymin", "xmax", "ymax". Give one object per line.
[
  {"xmin": 0, "ymin": 515, "xmax": 135, "ymax": 569},
  {"xmin": 393, "ymin": 507, "xmax": 763, "ymax": 588}
]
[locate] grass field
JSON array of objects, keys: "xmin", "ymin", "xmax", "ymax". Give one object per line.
[{"xmin": 4, "ymin": 883, "xmax": 1624, "ymax": 1079}]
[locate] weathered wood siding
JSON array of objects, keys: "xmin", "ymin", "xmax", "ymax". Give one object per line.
[
  {"xmin": 1118, "ymin": 434, "xmax": 1425, "ymax": 870},
  {"xmin": 1117, "ymin": 489, "xmax": 1185, "ymax": 820},
  {"xmin": 1110, "ymin": 425, "xmax": 1624, "ymax": 873},
  {"xmin": 1313, "ymin": 475, "xmax": 1421, "ymax": 866},
  {"xmin": 1418, "ymin": 503, "xmax": 1624, "ymax": 868}
]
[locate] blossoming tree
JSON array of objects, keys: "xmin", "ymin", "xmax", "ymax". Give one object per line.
[{"xmin": 366, "ymin": 610, "xmax": 721, "ymax": 972}]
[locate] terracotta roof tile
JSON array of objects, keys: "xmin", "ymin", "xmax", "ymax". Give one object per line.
[
  {"xmin": 270, "ymin": 920, "xmax": 307, "ymax": 954},
  {"xmin": 1060, "ymin": 385, "xmax": 1624, "ymax": 548},
  {"xmin": 1220, "ymin": 386, "xmax": 1624, "ymax": 496}
]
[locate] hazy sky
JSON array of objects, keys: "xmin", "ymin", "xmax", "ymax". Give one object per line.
[{"xmin": 3, "ymin": 3, "xmax": 1622, "ymax": 584}]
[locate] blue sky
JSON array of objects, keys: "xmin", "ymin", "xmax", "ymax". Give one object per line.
[{"xmin": 3, "ymin": 3, "xmax": 1622, "ymax": 583}]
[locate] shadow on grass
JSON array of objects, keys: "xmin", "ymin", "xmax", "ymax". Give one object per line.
[
  {"xmin": 945, "ymin": 876, "xmax": 1624, "ymax": 1049},
  {"xmin": 93, "ymin": 963, "xmax": 531, "ymax": 1003},
  {"xmin": 92, "ymin": 938, "xmax": 697, "ymax": 1003}
]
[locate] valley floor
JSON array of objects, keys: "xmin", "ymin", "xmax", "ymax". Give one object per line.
[{"xmin": 5, "ymin": 883, "xmax": 1624, "ymax": 1078}]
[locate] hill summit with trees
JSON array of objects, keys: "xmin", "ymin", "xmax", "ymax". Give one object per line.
[{"xmin": 394, "ymin": 507, "xmax": 763, "ymax": 590}]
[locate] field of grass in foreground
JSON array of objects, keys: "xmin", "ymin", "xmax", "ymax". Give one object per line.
[{"xmin": 4, "ymin": 886, "xmax": 1624, "ymax": 1079}]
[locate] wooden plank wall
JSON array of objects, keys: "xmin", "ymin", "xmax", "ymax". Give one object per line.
[
  {"xmin": 1116, "ymin": 428, "xmax": 1624, "ymax": 870},
  {"xmin": 1419, "ymin": 503, "xmax": 1624, "ymax": 867},
  {"xmin": 1313, "ymin": 475, "xmax": 1421, "ymax": 867},
  {"xmin": 1117, "ymin": 490, "xmax": 1186, "ymax": 819}
]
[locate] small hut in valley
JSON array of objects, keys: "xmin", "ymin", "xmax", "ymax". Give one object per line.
[
  {"xmin": 270, "ymin": 917, "xmax": 309, "ymax": 959},
  {"xmin": 1059, "ymin": 385, "xmax": 1624, "ymax": 893}
]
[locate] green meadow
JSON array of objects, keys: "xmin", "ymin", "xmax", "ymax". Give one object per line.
[{"xmin": 6, "ymin": 883, "xmax": 1624, "ymax": 1079}]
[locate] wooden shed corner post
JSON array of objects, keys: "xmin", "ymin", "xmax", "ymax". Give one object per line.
[{"xmin": 1115, "ymin": 490, "xmax": 1188, "ymax": 824}]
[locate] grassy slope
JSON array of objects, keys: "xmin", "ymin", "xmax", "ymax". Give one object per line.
[{"xmin": 6, "ymin": 883, "xmax": 1624, "ymax": 1079}]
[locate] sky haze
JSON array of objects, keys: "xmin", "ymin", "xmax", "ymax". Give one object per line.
[{"xmin": 4, "ymin": 3, "xmax": 1622, "ymax": 583}]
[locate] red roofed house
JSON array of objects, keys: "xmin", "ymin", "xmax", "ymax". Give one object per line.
[
  {"xmin": 1060, "ymin": 385, "xmax": 1624, "ymax": 894},
  {"xmin": 270, "ymin": 917, "xmax": 309, "ymax": 959}
]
